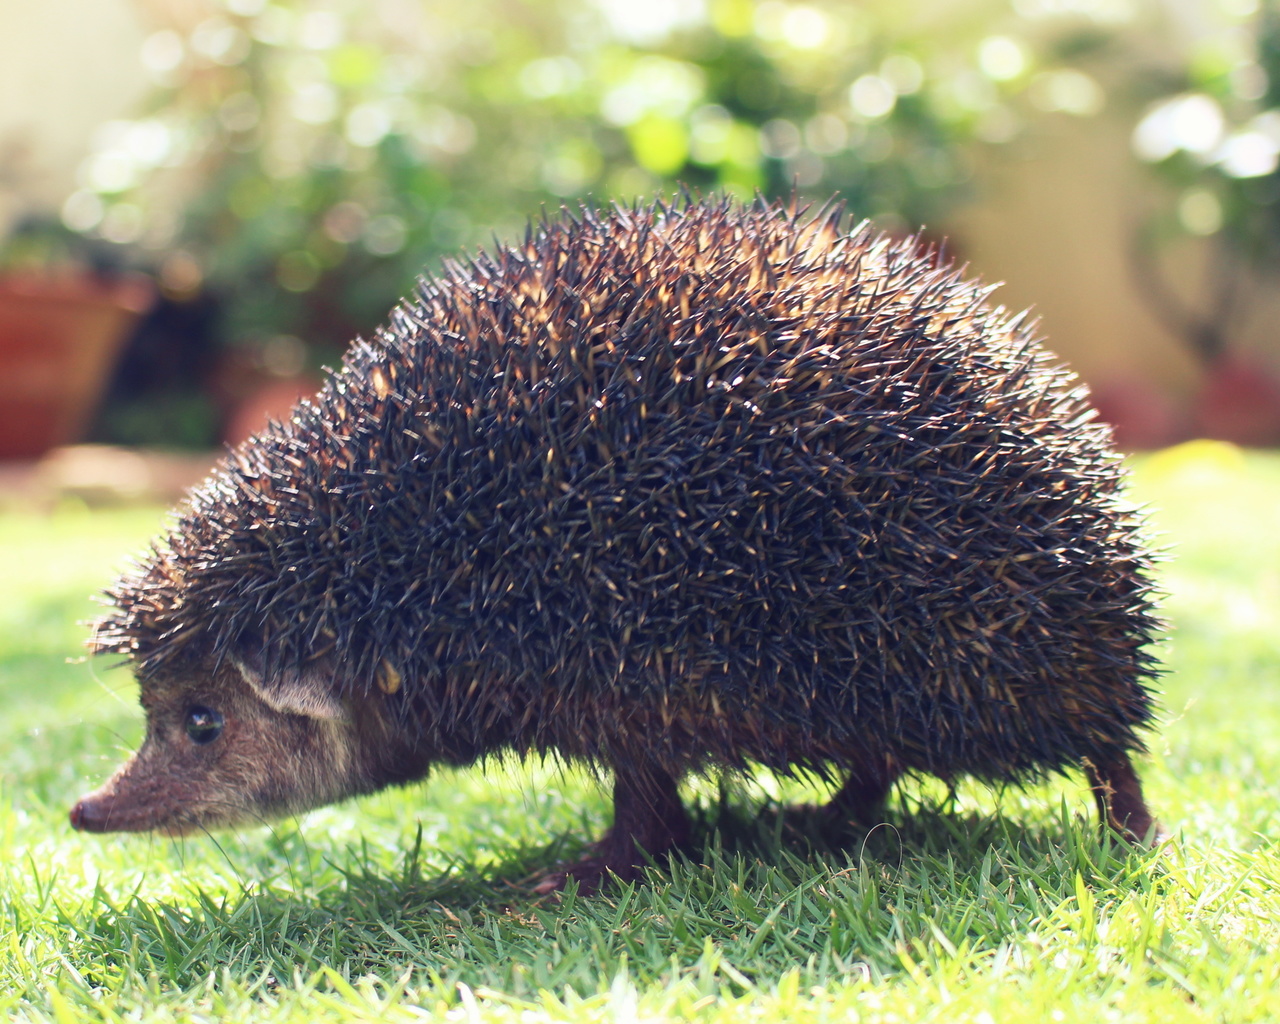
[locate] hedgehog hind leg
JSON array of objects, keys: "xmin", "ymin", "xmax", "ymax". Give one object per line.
[
  {"xmin": 820, "ymin": 765, "xmax": 900, "ymax": 831},
  {"xmin": 534, "ymin": 765, "xmax": 691, "ymax": 895},
  {"xmin": 1084, "ymin": 754, "xmax": 1164, "ymax": 845}
]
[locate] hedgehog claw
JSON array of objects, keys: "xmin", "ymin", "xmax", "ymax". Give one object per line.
[{"xmin": 530, "ymin": 870, "xmax": 569, "ymax": 896}]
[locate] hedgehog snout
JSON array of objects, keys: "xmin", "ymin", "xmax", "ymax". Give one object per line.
[
  {"xmin": 68, "ymin": 746, "xmax": 199, "ymax": 835},
  {"xmin": 69, "ymin": 795, "xmax": 108, "ymax": 832}
]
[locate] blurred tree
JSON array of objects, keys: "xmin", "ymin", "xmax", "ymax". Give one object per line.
[
  {"xmin": 1116, "ymin": 1, "xmax": 1280, "ymax": 443},
  {"xmin": 1126, "ymin": 3, "xmax": 1280, "ymax": 366},
  {"xmin": 54, "ymin": 0, "xmax": 1129, "ymax": 444}
]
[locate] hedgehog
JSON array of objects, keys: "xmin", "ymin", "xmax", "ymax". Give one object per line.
[{"xmin": 71, "ymin": 197, "xmax": 1162, "ymax": 890}]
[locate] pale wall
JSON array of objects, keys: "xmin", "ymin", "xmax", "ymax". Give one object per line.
[
  {"xmin": 0, "ymin": 0, "xmax": 149, "ymax": 233},
  {"xmin": 948, "ymin": 115, "xmax": 1204, "ymax": 394},
  {"xmin": 948, "ymin": 108, "xmax": 1280, "ymax": 421}
]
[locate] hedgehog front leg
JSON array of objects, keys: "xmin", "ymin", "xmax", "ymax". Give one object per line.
[
  {"xmin": 534, "ymin": 765, "xmax": 691, "ymax": 894},
  {"xmin": 597, "ymin": 765, "xmax": 692, "ymax": 879},
  {"xmin": 1084, "ymin": 754, "xmax": 1161, "ymax": 843}
]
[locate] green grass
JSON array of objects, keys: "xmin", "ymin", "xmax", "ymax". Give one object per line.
[{"xmin": 1, "ymin": 441, "xmax": 1278, "ymax": 1023}]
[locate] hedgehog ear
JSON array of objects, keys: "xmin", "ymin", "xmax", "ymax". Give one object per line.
[{"xmin": 229, "ymin": 648, "xmax": 346, "ymax": 721}]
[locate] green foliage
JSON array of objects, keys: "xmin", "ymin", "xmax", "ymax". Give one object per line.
[
  {"xmin": 62, "ymin": 0, "xmax": 1116, "ymax": 361},
  {"xmin": 0, "ymin": 443, "xmax": 1278, "ymax": 1021},
  {"xmin": 1130, "ymin": 6, "xmax": 1280, "ymax": 258},
  {"xmin": 1122, "ymin": 5, "xmax": 1280, "ymax": 364}
]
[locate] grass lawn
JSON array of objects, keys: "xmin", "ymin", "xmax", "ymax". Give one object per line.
[{"xmin": 0, "ymin": 440, "xmax": 1277, "ymax": 1023}]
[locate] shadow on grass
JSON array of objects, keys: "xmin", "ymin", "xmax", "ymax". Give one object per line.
[{"xmin": 58, "ymin": 795, "xmax": 1170, "ymax": 997}]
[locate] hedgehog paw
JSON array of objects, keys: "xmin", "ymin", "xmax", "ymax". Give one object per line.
[
  {"xmin": 532, "ymin": 765, "xmax": 692, "ymax": 896},
  {"xmin": 529, "ymin": 853, "xmax": 632, "ymax": 896}
]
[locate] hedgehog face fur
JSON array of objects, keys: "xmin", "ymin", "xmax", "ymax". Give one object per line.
[
  {"xmin": 72, "ymin": 198, "xmax": 1163, "ymax": 886},
  {"xmin": 71, "ymin": 651, "xmax": 432, "ymax": 835}
]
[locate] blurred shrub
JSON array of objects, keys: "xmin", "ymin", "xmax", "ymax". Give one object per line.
[
  {"xmin": 61, "ymin": 0, "xmax": 1123, "ymax": 362},
  {"xmin": 62, "ymin": 0, "xmax": 1276, "ymax": 445},
  {"xmin": 1126, "ymin": 3, "xmax": 1280, "ymax": 366}
]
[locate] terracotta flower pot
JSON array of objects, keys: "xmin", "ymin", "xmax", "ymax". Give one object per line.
[
  {"xmin": 223, "ymin": 374, "xmax": 325, "ymax": 447},
  {"xmin": 0, "ymin": 271, "xmax": 153, "ymax": 460}
]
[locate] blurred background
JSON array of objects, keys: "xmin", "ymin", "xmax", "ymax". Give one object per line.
[{"xmin": 2, "ymin": 0, "xmax": 1279, "ymax": 503}]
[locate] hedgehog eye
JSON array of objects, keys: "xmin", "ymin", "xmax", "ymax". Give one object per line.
[{"xmin": 185, "ymin": 706, "xmax": 224, "ymax": 745}]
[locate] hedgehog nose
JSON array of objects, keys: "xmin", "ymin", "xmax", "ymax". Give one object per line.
[{"xmin": 70, "ymin": 796, "xmax": 108, "ymax": 832}]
